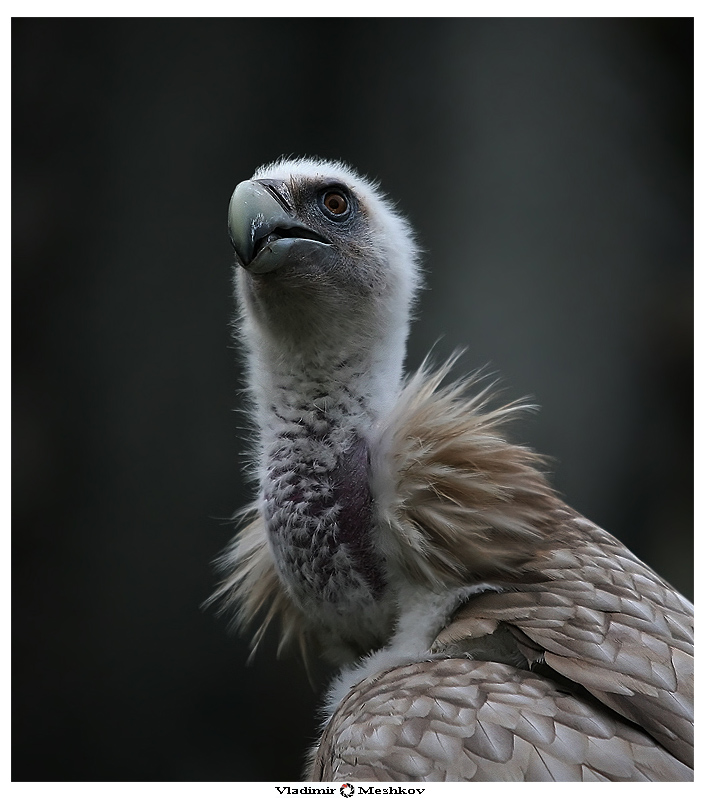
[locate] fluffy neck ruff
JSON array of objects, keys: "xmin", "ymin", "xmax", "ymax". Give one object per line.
[{"xmin": 212, "ymin": 359, "xmax": 562, "ymax": 666}]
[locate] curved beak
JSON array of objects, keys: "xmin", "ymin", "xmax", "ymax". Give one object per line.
[{"xmin": 228, "ymin": 179, "xmax": 332, "ymax": 275}]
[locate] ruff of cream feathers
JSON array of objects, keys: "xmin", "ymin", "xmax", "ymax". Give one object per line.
[{"xmin": 210, "ymin": 357, "xmax": 561, "ymax": 660}]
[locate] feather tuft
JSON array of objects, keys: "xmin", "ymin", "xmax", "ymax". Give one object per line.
[
  {"xmin": 206, "ymin": 504, "xmax": 310, "ymax": 665},
  {"xmin": 373, "ymin": 356, "xmax": 562, "ymax": 587}
]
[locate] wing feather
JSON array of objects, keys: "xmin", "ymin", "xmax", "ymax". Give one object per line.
[
  {"xmin": 431, "ymin": 515, "xmax": 694, "ymax": 767},
  {"xmin": 309, "ymin": 660, "xmax": 692, "ymax": 782}
]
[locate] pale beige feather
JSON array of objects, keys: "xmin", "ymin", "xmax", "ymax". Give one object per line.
[
  {"xmin": 209, "ymin": 504, "xmax": 309, "ymax": 662},
  {"xmin": 376, "ymin": 357, "xmax": 562, "ymax": 588},
  {"xmin": 430, "ymin": 511, "xmax": 694, "ymax": 767},
  {"xmin": 310, "ymin": 659, "xmax": 693, "ymax": 781}
]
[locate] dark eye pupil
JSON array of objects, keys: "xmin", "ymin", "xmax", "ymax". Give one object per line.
[{"xmin": 324, "ymin": 192, "xmax": 347, "ymax": 215}]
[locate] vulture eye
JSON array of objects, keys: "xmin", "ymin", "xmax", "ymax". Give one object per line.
[{"xmin": 320, "ymin": 189, "xmax": 350, "ymax": 220}]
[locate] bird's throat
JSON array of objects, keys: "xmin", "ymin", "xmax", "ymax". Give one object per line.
[
  {"xmin": 257, "ymin": 371, "xmax": 392, "ymax": 655},
  {"xmin": 264, "ymin": 430, "xmax": 385, "ymax": 600}
]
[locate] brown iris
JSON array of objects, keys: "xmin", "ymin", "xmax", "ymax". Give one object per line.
[{"xmin": 323, "ymin": 191, "xmax": 348, "ymax": 216}]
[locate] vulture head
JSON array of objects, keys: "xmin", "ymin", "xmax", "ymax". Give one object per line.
[{"xmin": 229, "ymin": 159, "xmax": 420, "ymax": 407}]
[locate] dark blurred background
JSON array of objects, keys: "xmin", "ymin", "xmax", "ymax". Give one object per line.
[{"xmin": 12, "ymin": 18, "xmax": 692, "ymax": 781}]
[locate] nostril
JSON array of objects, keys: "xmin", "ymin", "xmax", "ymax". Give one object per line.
[{"xmin": 257, "ymin": 179, "xmax": 294, "ymax": 213}]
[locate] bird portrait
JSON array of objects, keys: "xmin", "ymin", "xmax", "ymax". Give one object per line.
[{"xmin": 212, "ymin": 157, "xmax": 693, "ymax": 782}]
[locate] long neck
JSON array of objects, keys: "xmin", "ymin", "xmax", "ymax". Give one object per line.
[{"xmin": 243, "ymin": 337, "xmax": 403, "ymax": 660}]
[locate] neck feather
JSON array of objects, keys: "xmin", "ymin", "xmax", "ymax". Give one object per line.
[{"xmin": 244, "ymin": 345, "xmax": 400, "ymax": 658}]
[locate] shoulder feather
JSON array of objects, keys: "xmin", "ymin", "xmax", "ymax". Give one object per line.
[
  {"xmin": 431, "ymin": 513, "xmax": 694, "ymax": 767},
  {"xmin": 309, "ymin": 659, "xmax": 693, "ymax": 781},
  {"xmin": 374, "ymin": 356, "xmax": 563, "ymax": 586}
]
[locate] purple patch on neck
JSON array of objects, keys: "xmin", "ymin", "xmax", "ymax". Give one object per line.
[
  {"xmin": 327, "ymin": 436, "xmax": 385, "ymax": 599},
  {"xmin": 264, "ymin": 430, "xmax": 386, "ymax": 606}
]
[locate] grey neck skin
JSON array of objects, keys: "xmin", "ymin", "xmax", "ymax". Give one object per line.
[{"xmin": 247, "ymin": 345, "xmax": 401, "ymax": 661}]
